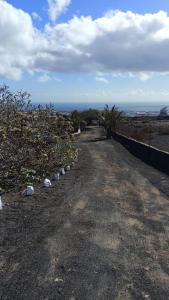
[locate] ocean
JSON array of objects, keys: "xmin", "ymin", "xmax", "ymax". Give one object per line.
[{"xmin": 33, "ymin": 102, "xmax": 168, "ymax": 117}]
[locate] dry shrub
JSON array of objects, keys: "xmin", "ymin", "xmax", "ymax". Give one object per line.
[
  {"xmin": 118, "ymin": 122, "xmax": 153, "ymax": 142},
  {"xmin": 158, "ymin": 126, "xmax": 169, "ymax": 136},
  {"xmin": 0, "ymin": 85, "xmax": 77, "ymax": 191}
]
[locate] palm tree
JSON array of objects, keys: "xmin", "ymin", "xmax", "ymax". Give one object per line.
[{"xmin": 103, "ymin": 105, "xmax": 123, "ymax": 139}]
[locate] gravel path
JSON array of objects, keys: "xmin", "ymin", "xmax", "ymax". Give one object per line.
[{"xmin": 1, "ymin": 126, "xmax": 169, "ymax": 300}]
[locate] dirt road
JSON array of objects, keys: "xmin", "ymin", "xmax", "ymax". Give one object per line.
[{"xmin": 1, "ymin": 126, "xmax": 169, "ymax": 299}]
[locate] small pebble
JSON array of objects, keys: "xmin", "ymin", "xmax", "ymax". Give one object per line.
[{"xmin": 54, "ymin": 278, "xmax": 63, "ymax": 282}]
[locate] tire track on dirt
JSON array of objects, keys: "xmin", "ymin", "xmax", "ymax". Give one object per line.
[{"xmin": 1, "ymin": 126, "xmax": 169, "ymax": 300}]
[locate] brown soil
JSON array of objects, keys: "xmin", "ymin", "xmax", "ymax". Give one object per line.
[{"xmin": 1, "ymin": 126, "xmax": 169, "ymax": 299}]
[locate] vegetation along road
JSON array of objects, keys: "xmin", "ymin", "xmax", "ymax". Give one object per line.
[{"xmin": 1, "ymin": 126, "xmax": 169, "ymax": 299}]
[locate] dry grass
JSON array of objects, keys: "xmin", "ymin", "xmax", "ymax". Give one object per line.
[{"xmin": 118, "ymin": 119, "xmax": 169, "ymax": 143}]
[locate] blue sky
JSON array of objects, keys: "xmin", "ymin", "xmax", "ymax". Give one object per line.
[
  {"xmin": 7, "ymin": 0, "xmax": 169, "ymax": 18},
  {"xmin": 1, "ymin": 0, "xmax": 169, "ymax": 104}
]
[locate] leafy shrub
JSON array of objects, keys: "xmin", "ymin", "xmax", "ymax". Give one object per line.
[{"xmin": 0, "ymin": 85, "xmax": 77, "ymax": 191}]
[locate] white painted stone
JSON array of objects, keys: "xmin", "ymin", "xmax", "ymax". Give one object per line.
[
  {"xmin": 60, "ymin": 167, "xmax": 65, "ymax": 175},
  {"xmin": 0, "ymin": 197, "xmax": 2, "ymax": 210},
  {"xmin": 43, "ymin": 178, "xmax": 52, "ymax": 187},
  {"xmin": 53, "ymin": 173, "xmax": 60, "ymax": 181},
  {"xmin": 26, "ymin": 186, "xmax": 34, "ymax": 196}
]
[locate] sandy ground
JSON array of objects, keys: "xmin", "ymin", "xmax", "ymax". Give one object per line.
[{"xmin": 1, "ymin": 126, "xmax": 169, "ymax": 300}]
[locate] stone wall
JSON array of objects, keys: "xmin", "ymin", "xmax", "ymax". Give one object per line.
[{"xmin": 112, "ymin": 131, "xmax": 169, "ymax": 175}]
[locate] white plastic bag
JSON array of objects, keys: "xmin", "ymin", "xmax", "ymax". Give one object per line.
[
  {"xmin": 0, "ymin": 196, "xmax": 3, "ymax": 210},
  {"xmin": 43, "ymin": 178, "xmax": 52, "ymax": 187},
  {"xmin": 26, "ymin": 186, "xmax": 34, "ymax": 196}
]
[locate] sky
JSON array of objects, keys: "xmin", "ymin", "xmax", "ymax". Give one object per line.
[{"xmin": 1, "ymin": 0, "xmax": 169, "ymax": 104}]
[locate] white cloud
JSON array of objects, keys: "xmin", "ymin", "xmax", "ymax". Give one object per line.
[
  {"xmin": 54, "ymin": 77, "xmax": 62, "ymax": 82},
  {"xmin": 95, "ymin": 71, "xmax": 109, "ymax": 83},
  {"xmin": 32, "ymin": 10, "xmax": 169, "ymax": 75},
  {"xmin": 48, "ymin": 0, "xmax": 71, "ymax": 22},
  {"xmin": 0, "ymin": 1, "xmax": 40, "ymax": 80},
  {"xmin": 96, "ymin": 71, "xmax": 105, "ymax": 77},
  {"xmin": 37, "ymin": 74, "xmax": 51, "ymax": 82},
  {"xmin": 1, "ymin": 2, "xmax": 169, "ymax": 80},
  {"xmin": 127, "ymin": 72, "xmax": 153, "ymax": 81},
  {"xmin": 32, "ymin": 12, "xmax": 42, "ymax": 21},
  {"xmin": 37, "ymin": 73, "xmax": 62, "ymax": 82},
  {"xmin": 112, "ymin": 72, "xmax": 125, "ymax": 78},
  {"xmin": 138, "ymin": 72, "xmax": 153, "ymax": 81},
  {"xmin": 95, "ymin": 76, "xmax": 109, "ymax": 83}
]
